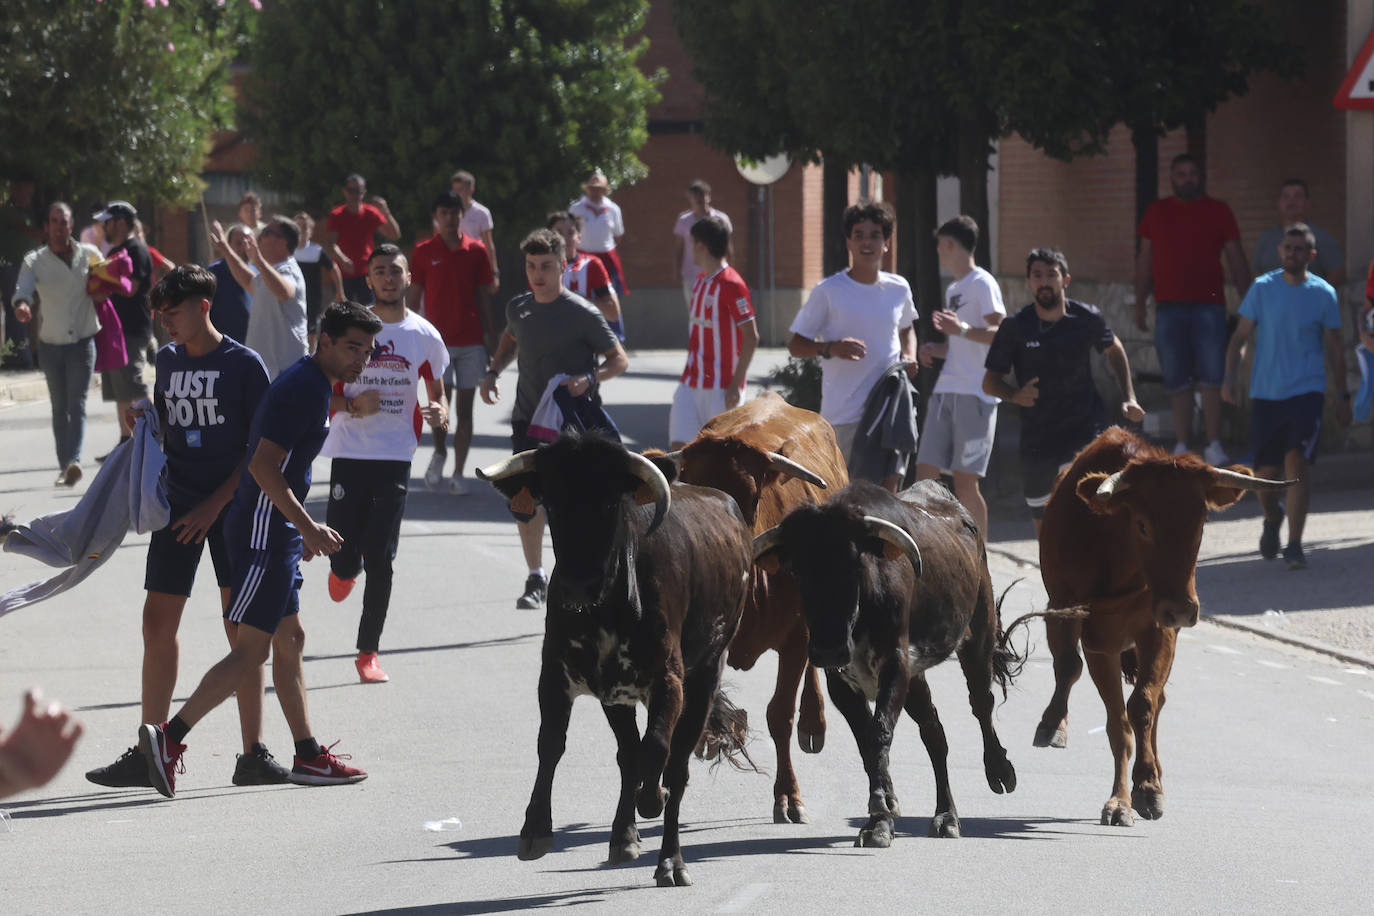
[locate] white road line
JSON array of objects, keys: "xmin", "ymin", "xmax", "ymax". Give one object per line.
[
  {"xmin": 1255, "ymin": 659, "xmax": 1291, "ymax": 670},
  {"xmin": 1307, "ymin": 675, "xmax": 1342, "ymax": 686},
  {"xmin": 1206, "ymin": 645, "xmax": 1244, "ymax": 655},
  {"xmin": 718, "ymin": 882, "xmax": 775, "ymax": 913}
]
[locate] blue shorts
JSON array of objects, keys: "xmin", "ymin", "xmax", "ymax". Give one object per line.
[
  {"xmin": 223, "ymin": 547, "xmax": 302, "ymax": 634},
  {"xmin": 1154, "ymin": 303, "xmax": 1227, "ymax": 393},
  {"xmin": 144, "ymin": 502, "xmax": 232, "ymax": 596},
  {"xmin": 1250, "ymin": 392, "xmax": 1323, "ymax": 468}
]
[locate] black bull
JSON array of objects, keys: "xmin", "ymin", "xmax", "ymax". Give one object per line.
[
  {"xmin": 477, "ymin": 432, "xmax": 754, "ymax": 888},
  {"xmin": 753, "ymin": 480, "xmax": 1021, "ymax": 847}
]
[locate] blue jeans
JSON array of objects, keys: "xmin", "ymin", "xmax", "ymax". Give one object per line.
[
  {"xmin": 1154, "ymin": 302, "xmax": 1227, "ymax": 393},
  {"xmin": 40, "ymin": 336, "xmax": 96, "ymax": 468}
]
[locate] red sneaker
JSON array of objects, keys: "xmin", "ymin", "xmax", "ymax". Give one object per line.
[
  {"xmin": 137, "ymin": 722, "xmax": 186, "ymax": 798},
  {"xmin": 355, "ymin": 651, "xmax": 390, "ymax": 684},
  {"xmin": 328, "ymin": 571, "xmax": 355, "ymax": 602},
  {"xmin": 289, "ymin": 741, "xmax": 368, "ymax": 786}
]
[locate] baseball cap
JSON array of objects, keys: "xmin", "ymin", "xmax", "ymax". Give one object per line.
[{"xmin": 93, "ymin": 200, "xmax": 137, "ymax": 223}]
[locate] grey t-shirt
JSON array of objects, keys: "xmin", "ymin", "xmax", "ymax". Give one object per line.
[
  {"xmin": 506, "ymin": 289, "xmax": 618, "ymax": 424},
  {"xmin": 245, "ymin": 256, "xmax": 309, "ymax": 379},
  {"xmin": 1252, "ymin": 223, "xmax": 1343, "ymax": 279}
]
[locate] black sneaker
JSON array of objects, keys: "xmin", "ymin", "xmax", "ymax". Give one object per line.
[
  {"xmin": 516, "ymin": 573, "xmax": 548, "ymax": 610},
  {"xmin": 1283, "ymin": 543, "xmax": 1306, "ymax": 571},
  {"xmin": 232, "ymin": 744, "xmax": 291, "ymax": 786},
  {"xmin": 1259, "ymin": 512, "xmax": 1283, "ymax": 560},
  {"xmin": 85, "ymin": 745, "xmax": 152, "ymax": 788}
]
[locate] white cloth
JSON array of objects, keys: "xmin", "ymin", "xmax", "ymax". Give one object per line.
[
  {"xmin": 789, "ymin": 270, "xmax": 917, "ymax": 425},
  {"xmin": 673, "ymin": 207, "xmax": 732, "ymax": 281},
  {"xmin": 569, "ymin": 196, "xmax": 624, "ymax": 252},
  {"xmin": 14, "ymin": 242, "xmax": 103, "ymax": 344},
  {"xmin": 527, "ymin": 374, "xmax": 572, "ymax": 443},
  {"xmin": 321, "ymin": 311, "xmax": 449, "ymax": 462},
  {"xmin": 293, "ymin": 240, "xmax": 325, "ymax": 264},
  {"xmin": 460, "ymin": 201, "xmax": 493, "ymax": 241},
  {"xmin": 245, "ymin": 256, "xmax": 308, "ymax": 379},
  {"xmin": 934, "ymin": 266, "xmax": 1005, "ymax": 402}
]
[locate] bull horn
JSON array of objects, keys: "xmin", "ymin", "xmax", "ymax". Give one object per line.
[
  {"xmin": 752, "ymin": 525, "xmax": 784, "ymax": 562},
  {"xmin": 661, "ymin": 449, "xmax": 684, "ymax": 462},
  {"xmin": 1209, "ymin": 467, "xmax": 1298, "ymax": 492},
  {"xmin": 475, "ymin": 449, "xmax": 538, "ymax": 482},
  {"xmin": 1094, "ymin": 470, "xmax": 1128, "ymax": 501},
  {"xmin": 626, "ymin": 450, "xmax": 672, "ymax": 534},
  {"xmin": 862, "ymin": 516, "xmax": 922, "ymax": 577},
  {"xmin": 766, "ymin": 452, "xmax": 828, "ymax": 489}
]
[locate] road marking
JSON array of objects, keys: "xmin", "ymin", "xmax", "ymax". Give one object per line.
[
  {"xmin": 1207, "ymin": 645, "xmax": 1243, "ymax": 655},
  {"xmin": 718, "ymin": 883, "xmax": 774, "ymax": 913},
  {"xmin": 1255, "ymin": 659, "xmax": 1290, "ymax": 669},
  {"xmin": 1307, "ymin": 675, "xmax": 1341, "ymax": 686},
  {"xmin": 1357, "ymin": 690, "xmax": 1374, "ymax": 702}
]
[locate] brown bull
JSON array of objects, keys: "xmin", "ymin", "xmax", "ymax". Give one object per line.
[
  {"xmin": 1036, "ymin": 426, "xmax": 1291, "ymax": 826},
  {"xmin": 674, "ymin": 392, "xmax": 848, "ymax": 824}
]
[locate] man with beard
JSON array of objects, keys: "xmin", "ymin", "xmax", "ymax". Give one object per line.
[
  {"xmin": 1134, "ymin": 153, "xmax": 1249, "ymax": 465},
  {"xmin": 985, "ymin": 247, "xmax": 1144, "ymax": 535}
]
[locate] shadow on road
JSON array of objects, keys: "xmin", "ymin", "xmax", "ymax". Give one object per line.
[
  {"xmin": 1197, "ymin": 534, "xmax": 1368, "ymax": 616},
  {"xmin": 341, "ymin": 884, "xmax": 652, "ymax": 915}
]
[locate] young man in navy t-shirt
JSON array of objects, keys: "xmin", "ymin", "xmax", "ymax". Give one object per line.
[
  {"xmin": 138, "ymin": 301, "xmax": 383, "ymax": 797},
  {"xmin": 86, "ymin": 265, "xmax": 288, "ymax": 789}
]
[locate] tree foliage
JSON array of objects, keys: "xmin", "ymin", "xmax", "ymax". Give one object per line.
[
  {"xmin": 0, "ymin": 0, "xmax": 253, "ymax": 205},
  {"xmin": 242, "ymin": 0, "xmax": 661, "ymax": 241}
]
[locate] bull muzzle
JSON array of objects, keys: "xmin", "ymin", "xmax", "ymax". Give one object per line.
[{"xmin": 1155, "ymin": 596, "xmax": 1200, "ymax": 629}]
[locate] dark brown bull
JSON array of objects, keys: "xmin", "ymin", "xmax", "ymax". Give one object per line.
[
  {"xmin": 1036, "ymin": 426, "xmax": 1292, "ymax": 826},
  {"xmin": 477, "ymin": 432, "xmax": 755, "ymax": 886},
  {"xmin": 752, "ymin": 480, "xmax": 1020, "ymax": 847},
  {"xmin": 673, "ymin": 392, "xmax": 848, "ymax": 824}
]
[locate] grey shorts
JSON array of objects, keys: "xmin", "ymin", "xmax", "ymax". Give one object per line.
[
  {"xmin": 102, "ymin": 331, "xmax": 151, "ymax": 402},
  {"xmin": 915, "ymin": 392, "xmax": 998, "ymax": 477},
  {"xmin": 443, "ymin": 345, "xmax": 486, "ymax": 390}
]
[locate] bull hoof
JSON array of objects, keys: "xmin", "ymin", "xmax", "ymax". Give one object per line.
[
  {"xmin": 1132, "ymin": 787, "xmax": 1165, "ymax": 821},
  {"xmin": 517, "ymin": 833, "xmax": 554, "ymax": 860},
  {"xmin": 1100, "ymin": 801, "xmax": 1135, "ymax": 828},
  {"xmin": 772, "ymin": 798, "xmax": 809, "ymax": 824},
  {"xmin": 1033, "ymin": 722, "xmax": 1068, "ymax": 748},
  {"xmin": 985, "ymin": 754, "xmax": 1017, "ymax": 794},
  {"xmin": 637, "ymin": 785, "xmax": 666, "ymax": 820},
  {"xmin": 797, "ymin": 729, "xmax": 825, "ymax": 754},
  {"xmin": 928, "ymin": 813, "xmax": 961, "ymax": 838},
  {"xmin": 608, "ymin": 840, "xmax": 642, "ymax": 864},
  {"xmin": 855, "ymin": 820, "xmax": 894, "ymax": 848},
  {"xmin": 654, "ymin": 858, "xmax": 692, "ymax": 887}
]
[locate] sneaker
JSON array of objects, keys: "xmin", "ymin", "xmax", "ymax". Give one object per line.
[
  {"xmin": 424, "ymin": 452, "xmax": 445, "ymax": 489},
  {"xmin": 516, "ymin": 573, "xmax": 548, "ymax": 610},
  {"xmin": 1172, "ymin": 441, "xmax": 1189, "ymax": 457},
  {"xmin": 137, "ymin": 722, "xmax": 186, "ymax": 798},
  {"xmin": 289, "ymin": 741, "xmax": 368, "ymax": 785},
  {"xmin": 62, "ymin": 462, "xmax": 82, "ymax": 487},
  {"xmin": 448, "ymin": 476, "xmax": 467, "ymax": 496},
  {"xmin": 1283, "ymin": 543, "xmax": 1307, "ymax": 571},
  {"xmin": 94, "ymin": 437, "xmax": 130, "ymax": 464},
  {"xmin": 1259, "ymin": 511, "xmax": 1283, "ymax": 561},
  {"xmin": 232, "ymin": 744, "xmax": 291, "ymax": 786},
  {"xmin": 328, "ymin": 570, "xmax": 356, "ymax": 602},
  {"xmin": 1203, "ymin": 440, "xmax": 1229, "ymax": 466},
  {"xmin": 355, "ymin": 651, "xmax": 390, "ymax": 683},
  {"xmin": 85, "ymin": 745, "xmax": 152, "ymax": 788}
]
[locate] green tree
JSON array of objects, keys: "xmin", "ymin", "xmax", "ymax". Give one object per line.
[
  {"xmin": 0, "ymin": 0, "xmax": 253, "ymax": 205},
  {"xmin": 242, "ymin": 0, "xmax": 661, "ymax": 249}
]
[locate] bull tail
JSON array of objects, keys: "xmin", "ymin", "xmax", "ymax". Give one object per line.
[
  {"xmin": 1120, "ymin": 648, "xmax": 1138, "ymax": 685},
  {"xmin": 994, "ymin": 588, "xmax": 1090, "ymax": 695},
  {"xmin": 695, "ymin": 686, "xmax": 760, "ymax": 773}
]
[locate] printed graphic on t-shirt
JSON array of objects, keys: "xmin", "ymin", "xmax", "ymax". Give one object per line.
[{"xmin": 162, "ymin": 369, "xmax": 226, "ymax": 429}]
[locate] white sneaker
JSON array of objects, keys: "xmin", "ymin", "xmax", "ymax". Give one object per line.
[
  {"xmin": 1172, "ymin": 441, "xmax": 1189, "ymax": 457},
  {"xmin": 448, "ymin": 476, "xmax": 467, "ymax": 496},
  {"xmin": 424, "ymin": 452, "xmax": 445, "ymax": 489},
  {"xmin": 1203, "ymin": 441, "xmax": 1228, "ymax": 466}
]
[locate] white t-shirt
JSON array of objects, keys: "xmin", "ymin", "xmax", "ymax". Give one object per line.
[
  {"xmin": 293, "ymin": 240, "xmax": 325, "ymax": 264},
  {"xmin": 673, "ymin": 208, "xmax": 732, "ymax": 281},
  {"xmin": 569, "ymin": 196, "xmax": 624, "ymax": 252},
  {"xmin": 933, "ymin": 266, "xmax": 1005, "ymax": 402},
  {"xmin": 790, "ymin": 270, "xmax": 918, "ymax": 425},
  {"xmin": 460, "ymin": 201, "xmax": 493, "ymax": 241},
  {"xmin": 245, "ymin": 257, "xmax": 308, "ymax": 380},
  {"xmin": 320, "ymin": 311, "xmax": 450, "ymax": 462}
]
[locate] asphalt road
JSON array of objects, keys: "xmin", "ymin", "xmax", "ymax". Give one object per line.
[{"xmin": 1, "ymin": 350, "xmax": 1371, "ymax": 915}]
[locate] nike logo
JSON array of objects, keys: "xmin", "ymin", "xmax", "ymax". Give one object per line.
[{"xmin": 298, "ymin": 761, "xmax": 334, "ymax": 775}]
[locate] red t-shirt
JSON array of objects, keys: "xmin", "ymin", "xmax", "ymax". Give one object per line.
[
  {"xmin": 327, "ymin": 203, "xmax": 386, "ymax": 278},
  {"xmin": 410, "ymin": 234, "xmax": 495, "ymax": 347},
  {"xmin": 1137, "ymin": 195, "xmax": 1240, "ymax": 306},
  {"xmin": 682, "ymin": 266, "xmax": 754, "ymax": 390}
]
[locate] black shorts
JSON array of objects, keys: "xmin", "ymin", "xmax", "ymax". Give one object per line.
[
  {"xmin": 144, "ymin": 501, "xmax": 232, "ymax": 596},
  {"xmin": 1022, "ymin": 449, "xmax": 1083, "ymax": 520},
  {"xmin": 1251, "ymin": 392, "xmax": 1323, "ymax": 468},
  {"xmin": 223, "ymin": 547, "xmax": 302, "ymax": 634},
  {"xmin": 508, "ymin": 421, "xmax": 544, "ymax": 522}
]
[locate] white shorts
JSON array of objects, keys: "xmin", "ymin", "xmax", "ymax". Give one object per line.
[
  {"xmin": 669, "ymin": 384, "xmax": 730, "ymax": 445},
  {"xmin": 914, "ymin": 392, "xmax": 998, "ymax": 477},
  {"xmin": 443, "ymin": 345, "xmax": 486, "ymax": 390}
]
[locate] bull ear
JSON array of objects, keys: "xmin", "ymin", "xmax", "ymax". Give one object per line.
[
  {"xmin": 642, "ymin": 453, "xmax": 680, "ymax": 484},
  {"xmin": 1204, "ymin": 464, "xmax": 1253, "ymax": 510},
  {"xmin": 1075, "ymin": 472, "xmax": 1126, "ymax": 515},
  {"xmin": 482, "ymin": 472, "xmax": 541, "ymax": 507},
  {"xmin": 862, "ymin": 537, "xmax": 906, "ymax": 562}
]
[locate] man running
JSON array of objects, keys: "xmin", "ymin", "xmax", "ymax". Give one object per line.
[
  {"xmin": 480, "ymin": 228, "xmax": 628, "ymax": 609},
  {"xmin": 323, "ymin": 245, "xmax": 449, "ymax": 683},
  {"xmin": 138, "ymin": 301, "xmax": 382, "ymax": 797},
  {"xmin": 547, "ymin": 210, "xmax": 622, "ymax": 339},
  {"xmin": 86, "ymin": 265, "xmax": 287, "ymax": 789}
]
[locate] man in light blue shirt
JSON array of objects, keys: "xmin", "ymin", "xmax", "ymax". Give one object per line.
[{"xmin": 1223, "ymin": 223, "xmax": 1350, "ymax": 570}]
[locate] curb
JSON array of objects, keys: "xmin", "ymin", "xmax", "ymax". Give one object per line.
[
  {"xmin": 0, "ymin": 370, "xmax": 50, "ymax": 406},
  {"xmin": 1202, "ymin": 614, "xmax": 1374, "ymax": 670}
]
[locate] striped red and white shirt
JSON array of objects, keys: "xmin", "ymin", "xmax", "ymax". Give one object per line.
[
  {"xmin": 563, "ymin": 253, "xmax": 612, "ymax": 300},
  {"xmin": 682, "ymin": 266, "xmax": 755, "ymax": 390}
]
